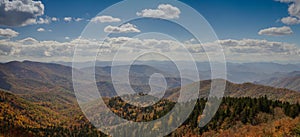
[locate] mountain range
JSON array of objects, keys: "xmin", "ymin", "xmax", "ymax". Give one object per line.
[
  {"xmin": 57, "ymin": 61, "xmax": 300, "ymax": 83},
  {"xmin": 0, "ymin": 60, "xmax": 299, "ymax": 136},
  {"xmin": 256, "ymin": 71, "xmax": 300, "ymax": 92},
  {"xmin": 1, "ymin": 61, "xmax": 299, "ymax": 98}
]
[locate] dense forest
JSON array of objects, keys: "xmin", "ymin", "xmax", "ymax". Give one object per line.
[{"xmin": 1, "ymin": 91, "xmax": 299, "ymax": 136}]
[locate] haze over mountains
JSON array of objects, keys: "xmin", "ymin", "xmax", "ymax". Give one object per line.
[
  {"xmin": 0, "ymin": 60, "xmax": 299, "ymax": 99},
  {"xmin": 256, "ymin": 71, "xmax": 300, "ymax": 92},
  {"xmin": 56, "ymin": 61, "xmax": 300, "ymax": 84}
]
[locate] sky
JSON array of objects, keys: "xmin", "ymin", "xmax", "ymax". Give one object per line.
[{"xmin": 0, "ymin": 0, "xmax": 300, "ymax": 63}]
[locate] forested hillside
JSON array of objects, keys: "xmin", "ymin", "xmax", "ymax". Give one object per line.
[{"xmin": 1, "ymin": 89, "xmax": 299, "ymax": 136}]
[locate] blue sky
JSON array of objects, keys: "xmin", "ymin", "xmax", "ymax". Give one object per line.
[
  {"xmin": 5, "ymin": 0, "xmax": 299, "ymax": 43},
  {"xmin": 193, "ymin": 0, "xmax": 298, "ymax": 43},
  {"xmin": 0, "ymin": 0, "xmax": 299, "ymax": 63}
]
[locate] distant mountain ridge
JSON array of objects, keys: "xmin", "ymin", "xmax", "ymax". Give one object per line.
[
  {"xmin": 256, "ymin": 71, "xmax": 300, "ymax": 92},
  {"xmin": 56, "ymin": 61, "xmax": 300, "ymax": 83},
  {"xmin": 0, "ymin": 61, "xmax": 299, "ymax": 100},
  {"xmin": 0, "ymin": 61, "xmax": 187, "ymax": 96},
  {"xmin": 166, "ymin": 80, "xmax": 300, "ymax": 104}
]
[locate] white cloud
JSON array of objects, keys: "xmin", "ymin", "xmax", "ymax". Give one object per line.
[
  {"xmin": 136, "ymin": 4, "xmax": 181, "ymax": 19},
  {"xmin": 18, "ymin": 37, "xmax": 39, "ymax": 45},
  {"xmin": 281, "ymin": 16, "xmax": 300, "ymax": 25},
  {"xmin": 213, "ymin": 39, "xmax": 300, "ymax": 62},
  {"xmin": 36, "ymin": 17, "xmax": 51, "ymax": 24},
  {"xmin": 0, "ymin": 0, "xmax": 55, "ymax": 26},
  {"xmin": 0, "ymin": 37, "xmax": 299, "ymax": 62},
  {"xmin": 102, "ymin": 37, "xmax": 182, "ymax": 53},
  {"xmin": 276, "ymin": 0, "xmax": 300, "ymax": 26},
  {"xmin": 75, "ymin": 18, "xmax": 83, "ymax": 22},
  {"xmin": 37, "ymin": 28, "xmax": 45, "ymax": 32},
  {"xmin": 258, "ymin": 26, "xmax": 293, "ymax": 36},
  {"xmin": 104, "ymin": 23, "xmax": 141, "ymax": 33},
  {"xmin": 186, "ymin": 38, "xmax": 300, "ymax": 62},
  {"xmin": 0, "ymin": 0, "xmax": 45, "ymax": 26},
  {"xmin": 184, "ymin": 38, "xmax": 198, "ymax": 44},
  {"xmin": 0, "ymin": 37, "xmax": 177, "ymax": 58},
  {"xmin": 275, "ymin": 0, "xmax": 296, "ymax": 3},
  {"xmin": 51, "ymin": 17, "xmax": 59, "ymax": 22},
  {"xmin": 99, "ymin": 37, "xmax": 300, "ymax": 56},
  {"xmin": 288, "ymin": 0, "xmax": 300, "ymax": 18},
  {"xmin": 64, "ymin": 17, "xmax": 72, "ymax": 22},
  {"xmin": 65, "ymin": 37, "xmax": 70, "ymax": 40},
  {"xmin": 0, "ymin": 37, "xmax": 112, "ymax": 59},
  {"xmin": 91, "ymin": 15, "xmax": 121, "ymax": 23},
  {"xmin": 197, "ymin": 39, "xmax": 300, "ymax": 55},
  {"xmin": 0, "ymin": 28, "xmax": 19, "ymax": 38},
  {"xmin": 0, "ymin": 38, "xmax": 75, "ymax": 57}
]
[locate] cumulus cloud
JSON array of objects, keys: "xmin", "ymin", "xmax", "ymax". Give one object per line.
[
  {"xmin": 51, "ymin": 17, "xmax": 59, "ymax": 22},
  {"xmin": 0, "ymin": 37, "xmax": 178, "ymax": 58},
  {"xmin": 0, "ymin": 37, "xmax": 120, "ymax": 58},
  {"xmin": 36, "ymin": 17, "xmax": 51, "ymax": 24},
  {"xmin": 0, "ymin": 37, "xmax": 74, "ymax": 57},
  {"xmin": 197, "ymin": 39, "xmax": 300, "ymax": 55},
  {"xmin": 276, "ymin": 0, "xmax": 300, "ymax": 25},
  {"xmin": 102, "ymin": 37, "xmax": 182, "ymax": 53},
  {"xmin": 186, "ymin": 38, "xmax": 300, "ymax": 62},
  {"xmin": 275, "ymin": 0, "xmax": 296, "ymax": 3},
  {"xmin": 287, "ymin": 0, "xmax": 300, "ymax": 18},
  {"xmin": 82, "ymin": 37, "xmax": 300, "ymax": 56},
  {"xmin": 18, "ymin": 37, "xmax": 38, "ymax": 44},
  {"xmin": 137, "ymin": 4, "xmax": 181, "ymax": 19},
  {"xmin": 91, "ymin": 15, "xmax": 121, "ymax": 23},
  {"xmin": 0, "ymin": 0, "xmax": 45, "ymax": 26},
  {"xmin": 75, "ymin": 18, "xmax": 83, "ymax": 22},
  {"xmin": 281, "ymin": 16, "xmax": 300, "ymax": 25},
  {"xmin": 64, "ymin": 17, "xmax": 72, "ymax": 22},
  {"xmin": 37, "ymin": 28, "xmax": 45, "ymax": 32},
  {"xmin": 0, "ymin": 36, "xmax": 299, "ymax": 62},
  {"xmin": 63, "ymin": 17, "xmax": 84, "ymax": 22},
  {"xmin": 258, "ymin": 26, "xmax": 293, "ymax": 36},
  {"xmin": 0, "ymin": 28, "xmax": 19, "ymax": 38},
  {"xmin": 104, "ymin": 23, "xmax": 141, "ymax": 33}
]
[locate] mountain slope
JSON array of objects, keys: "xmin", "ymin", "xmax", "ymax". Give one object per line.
[
  {"xmin": 166, "ymin": 80, "xmax": 300, "ymax": 104},
  {"xmin": 256, "ymin": 71, "xmax": 300, "ymax": 92},
  {"xmin": 1, "ymin": 81, "xmax": 300, "ymax": 136},
  {"xmin": 0, "ymin": 61, "xmax": 187, "ymax": 96},
  {"xmin": 0, "ymin": 89, "xmax": 65, "ymax": 128},
  {"xmin": 0, "ymin": 89, "xmax": 105, "ymax": 137},
  {"xmin": 0, "ymin": 61, "xmax": 73, "ymax": 94}
]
